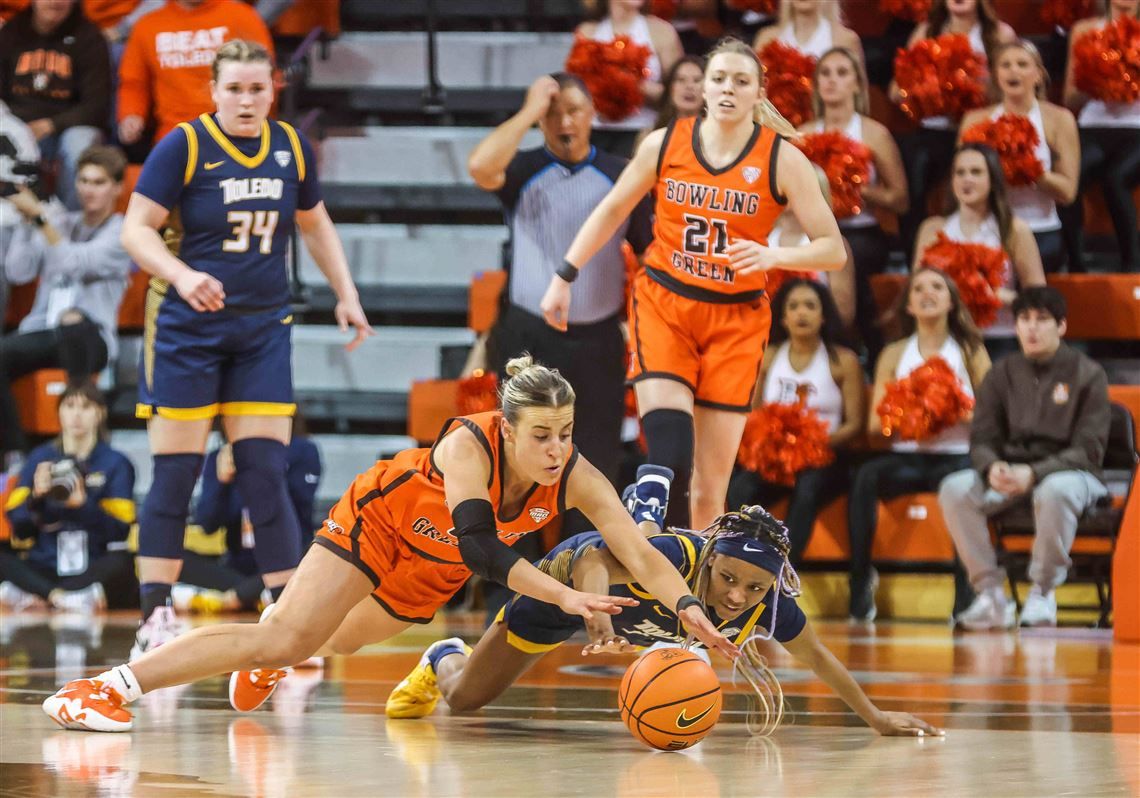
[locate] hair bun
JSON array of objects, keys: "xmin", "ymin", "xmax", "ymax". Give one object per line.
[{"xmin": 504, "ymin": 354, "xmax": 536, "ymax": 378}]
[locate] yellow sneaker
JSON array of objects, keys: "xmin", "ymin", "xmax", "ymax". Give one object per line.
[{"xmin": 385, "ymin": 638, "xmax": 471, "ymax": 719}]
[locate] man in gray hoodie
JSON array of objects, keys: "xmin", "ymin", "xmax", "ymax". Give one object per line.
[{"xmin": 939, "ymin": 286, "xmax": 1110, "ymax": 630}]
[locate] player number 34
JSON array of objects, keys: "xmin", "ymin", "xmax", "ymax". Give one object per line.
[{"xmin": 222, "ymin": 210, "xmax": 280, "ymax": 255}]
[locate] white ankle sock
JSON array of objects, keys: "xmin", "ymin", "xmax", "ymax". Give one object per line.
[{"xmin": 96, "ymin": 665, "xmax": 143, "ymax": 703}]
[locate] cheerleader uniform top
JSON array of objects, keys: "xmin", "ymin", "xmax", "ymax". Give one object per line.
[
  {"xmin": 806, "ymin": 114, "xmax": 879, "ymax": 229},
  {"xmin": 763, "ymin": 341, "xmax": 843, "ymax": 433},
  {"xmin": 1077, "ymin": 18, "xmax": 1140, "ymax": 129},
  {"xmin": 777, "ymin": 17, "xmax": 833, "ymax": 59},
  {"xmin": 941, "ymin": 211, "xmax": 1015, "ymax": 337},
  {"xmin": 767, "ymin": 224, "xmax": 831, "ymax": 288},
  {"xmin": 992, "ymin": 101, "xmax": 1061, "ymax": 233},
  {"xmin": 922, "ymin": 23, "xmax": 986, "ymax": 131},
  {"xmin": 590, "ymin": 14, "xmax": 662, "ymax": 131},
  {"xmin": 890, "ymin": 334, "xmax": 974, "ymax": 455}
]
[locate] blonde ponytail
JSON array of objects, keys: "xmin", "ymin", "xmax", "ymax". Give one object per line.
[{"xmin": 754, "ymin": 97, "xmax": 799, "ymax": 138}]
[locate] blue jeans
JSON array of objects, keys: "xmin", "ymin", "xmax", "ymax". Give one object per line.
[{"xmin": 37, "ymin": 126, "xmax": 104, "ymax": 210}]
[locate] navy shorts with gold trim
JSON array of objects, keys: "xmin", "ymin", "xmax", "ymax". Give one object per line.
[{"xmin": 136, "ymin": 280, "xmax": 295, "ymax": 421}]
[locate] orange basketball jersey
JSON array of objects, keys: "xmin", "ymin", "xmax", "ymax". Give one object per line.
[
  {"xmin": 330, "ymin": 411, "xmax": 576, "ymax": 566},
  {"xmin": 643, "ymin": 116, "xmax": 787, "ymax": 301}
]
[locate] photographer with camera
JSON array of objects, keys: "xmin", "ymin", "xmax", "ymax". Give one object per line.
[
  {"xmin": 0, "ymin": 144, "xmax": 129, "ymax": 473},
  {"xmin": 0, "ymin": 100, "xmax": 41, "ymax": 322},
  {"xmin": 1, "ymin": 382, "xmax": 137, "ymax": 612}
]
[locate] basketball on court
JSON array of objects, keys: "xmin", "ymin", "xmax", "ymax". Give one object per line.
[{"xmin": 618, "ymin": 647, "xmax": 723, "ymax": 751}]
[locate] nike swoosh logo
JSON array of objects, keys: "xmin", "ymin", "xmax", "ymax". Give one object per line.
[
  {"xmin": 204, "ymin": 161, "xmax": 225, "ymax": 170},
  {"xmin": 676, "ymin": 702, "xmax": 716, "ymax": 729},
  {"xmin": 742, "ymin": 543, "xmax": 763, "ymax": 553}
]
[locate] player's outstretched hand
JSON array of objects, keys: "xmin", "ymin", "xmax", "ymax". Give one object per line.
[
  {"xmin": 335, "ymin": 297, "xmax": 375, "ymax": 352},
  {"xmin": 540, "ymin": 277, "xmax": 571, "ymax": 332},
  {"xmin": 679, "ymin": 605, "xmax": 741, "ymax": 660},
  {"xmin": 873, "ymin": 711, "xmax": 945, "ymax": 737},
  {"xmin": 175, "ymin": 269, "xmax": 225, "ymax": 312},
  {"xmin": 726, "ymin": 238, "xmax": 780, "ymax": 276},
  {"xmin": 582, "ymin": 635, "xmax": 635, "ymax": 656},
  {"xmin": 558, "ymin": 589, "xmax": 637, "ymax": 621}
]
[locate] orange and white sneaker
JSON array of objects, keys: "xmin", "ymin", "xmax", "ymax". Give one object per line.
[
  {"xmin": 229, "ymin": 668, "xmax": 288, "ymax": 713},
  {"xmin": 42, "ymin": 679, "xmax": 133, "ymax": 732}
]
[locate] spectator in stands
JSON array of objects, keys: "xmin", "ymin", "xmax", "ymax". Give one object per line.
[
  {"xmin": 847, "ymin": 267, "xmax": 991, "ymax": 622},
  {"xmin": 0, "ymin": 145, "xmax": 129, "ymax": 472},
  {"xmin": 913, "ymin": 144, "xmax": 1045, "ymax": 362},
  {"xmin": 803, "ymin": 46, "xmax": 908, "ymax": 361},
  {"xmin": 726, "ymin": 278, "xmax": 865, "ymax": 565},
  {"xmin": 0, "ymin": 101, "xmax": 40, "ymax": 318},
  {"xmin": 939, "ymin": 286, "xmax": 1110, "ymax": 630},
  {"xmin": 891, "ymin": 0, "xmax": 1016, "ymax": 257},
  {"xmin": 635, "ymin": 53, "xmax": 703, "ymax": 149},
  {"xmin": 958, "ymin": 40, "xmax": 1079, "ymax": 275},
  {"xmin": 1060, "ymin": 0, "xmax": 1140, "ymax": 273},
  {"xmin": 117, "ymin": 0, "xmax": 273, "ymax": 147},
  {"xmin": 84, "ymin": 1, "xmax": 162, "ymax": 46},
  {"xmin": 0, "ymin": 382, "xmax": 137, "ymax": 612},
  {"xmin": 575, "ymin": 0, "xmax": 683, "ymax": 157},
  {"xmin": 752, "ymin": 0, "xmax": 865, "ymax": 67},
  {"xmin": 175, "ymin": 414, "xmax": 321, "ymax": 613},
  {"xmin": 469, "ymin": 73, "xmax": 652, "ymax": 500},
  {"xmin": 0, "ymin": 0, "xmax": 111, "ymax": 209}
]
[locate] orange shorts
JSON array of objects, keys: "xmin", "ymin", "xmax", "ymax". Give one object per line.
[
  {"xmin": 314, "ymin": 473, "xmax": 469, "ymax": 624},
  {"xmin": 627, "ymin": 270, "xmax": 771, "ymax": 411}
]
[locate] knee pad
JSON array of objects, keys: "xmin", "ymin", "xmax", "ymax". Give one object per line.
[
  {"xmin": 232, "ymin": 438, "xmax": 303, "ymax": 574},
  {"xmin": 641, "ymin": 409, "xmax": 694, "ymax": 529},
  {"xmin": 137, "ymin": 453, "xmax": 203, "ymax": 560}
]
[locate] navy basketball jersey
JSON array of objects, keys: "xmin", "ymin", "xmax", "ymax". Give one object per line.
[
  {"xmin": 134, "ymin": 113, "xmax": 322, "ymax": 310},
  {"xmin": 542, "ymin": 531, "xmax": 806, "ymax": 648}
]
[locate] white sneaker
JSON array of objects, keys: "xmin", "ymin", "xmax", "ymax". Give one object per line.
[
  {"xmin": 50, "ymin": 583, "xmax": 107, "ymax": 613},
  {"xmin": 0, "ymin": 581, "xmax": 47, "ymax": 611},
  {"xmin": 1018, "ymin": 586, "xmax": 1057, "ymax": 627},
  {"xmin": 956, "ymin": 587, "xmax": 1016, "ymax": 631},
  {"xmin": 129, "ymin": 605, "xmax": 187, "ymax": 660}
]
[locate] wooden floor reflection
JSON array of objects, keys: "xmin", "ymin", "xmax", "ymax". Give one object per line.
[{"xmin": 1, "ymin": 611, "xmax": 1138, "ymax": 797}]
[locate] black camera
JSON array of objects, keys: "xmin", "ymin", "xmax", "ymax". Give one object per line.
[
  {"xmin": 0, "ymin": 132, "xmax": 38, "ymax": 198},
  {"xmin": 47, "ymin": 459, "xmax": 84, "ymax": 502}
]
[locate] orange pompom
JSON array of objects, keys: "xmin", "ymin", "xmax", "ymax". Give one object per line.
[
  {"xmin": 893, "ymin": 34, "xmax": 988, "ymax": 121},
  {"xmin": 758, "ymin": 41, "xmax": 816, "ymax": 128},
  {"xmin": 1041, "ymin": 0, "xmax": 1097, "ymax": 31},
  {"xmin": 456, "ymin": 371, "xmax": 499, "ymax": 415},
  {"xmin": 919, "ymin": 232, "xmax": 1007, "ymax": 328},
  {"xmin": 737, "ymin": 400, "xmax": 834, "ymax": 487},
  {"xmin": 960, "ymin": 114, "xmax": 1044, "ymax": 187},
  {"xmin": 1072, "ymin": 15, "xmax": 1140, "ymax": 104},
  {"xmin": 880, "ymin": 0, "xmax": 932, "ymax": 24},
  {"xmin": 763, "ymin": 268, "xmax": 820, "ymax": 301},
  {"xmin": 796, "ymin": 130, "xmax": 873, "ymax": 218},
  {"xmin": 876, "ymin": 357, "xmax": 975, "ymax": 441},
  {"xmin": 565, "ymin": 35, "xmax": 652, "ymax": 122}
]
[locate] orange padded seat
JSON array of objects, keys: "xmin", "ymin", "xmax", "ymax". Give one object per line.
[
  {"xmin": 272, "ymin": 0, "xmax": 341, "ymax": 37},
  {"xmin": 407, "ymin": 379, "xmax": 459, "ymax": 444},
  {"xmin": 0, "ymin": 473, "xmax": 14, "ymax": 542},
  {"xmin": 117, "ymin": 270, "xmax": 150, "ymax": 330},
  {"xmin": 12, "ymin": 368, "xmax": 67, "ymax": 435},
  {"xmin": 1047, "ymin": 274, "xmax": 1140, "ymax": 340},
  {"xmin": 468, "ymin": 271, "xmax": 507, "ymax": 334}
]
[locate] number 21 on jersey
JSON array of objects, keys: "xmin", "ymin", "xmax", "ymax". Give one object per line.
[{"xmin": 223, "ymin": 210, "xmax": 279, "ymax": 254}]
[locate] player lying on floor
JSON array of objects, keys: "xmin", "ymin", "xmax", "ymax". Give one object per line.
[{"xmin": 386, "ymin": 478, "xmax": 943, "ymax": 737}]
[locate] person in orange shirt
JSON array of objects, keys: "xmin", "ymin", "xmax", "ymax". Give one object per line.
[
  {"xmin": 117, "ymin": 0, "xmax": 272, "ymax": 146},
  {"xmin": 541, "ymin": 37, "xmax": 846, "ymax": 532}
]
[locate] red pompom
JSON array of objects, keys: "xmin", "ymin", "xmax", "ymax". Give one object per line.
[
  {"xmin": 737, "ymin": 400, "xmax": 834, "ymax": 487},
  {"xmin": 758, "ymin": 40, "xmax": 816, "ymax": 128},
  {"xmin": 1041, "ymin": 0, "xmax": 1097, "ymax": 31},
  {"xmin": 457, "ymin": 370, "xmax": 499, "ymax": 415},
  {"xmin": 919, "ymin": 232, "xmax": 1007, "ymax": 328},
  {"xmin": 893, "ymin": 34, "xmax": 988, "ymax": 121},
  {"xmin": 649, "ymin": 0, "xmax": 677, "ymax": 20},
  {"xmin": 763, "ymin": 268, "xmax": 820, "ymax": 301},
  {"xmin": 565, "ymin": 35, "xmax": 652, "ymax": 122},
  {"xmin": 796, "ymin": 130, "xmax": 873, "ymax": 218},
  {"xmin": 960, "ymin": 114, "xmax": 1044, "ymax": 187},
  {"xmin": 880, "ymin": 0, "xmax": 932, "ymax": 24},
  {"xmin": 728, "ymin": 0, "xmax": 778, "ymax": 12},
  {"xmin": 876, "ymin": 356, "xmax": 975, "ymax": 441},
  {"xmin": 1072, "ymin": 15, "xmax": 1140, "ymax": 104}
]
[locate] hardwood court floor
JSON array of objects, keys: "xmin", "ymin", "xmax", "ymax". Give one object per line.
[{"xmin": 1, "ymin": 610, "xmax": 1137, "ymax": 797}]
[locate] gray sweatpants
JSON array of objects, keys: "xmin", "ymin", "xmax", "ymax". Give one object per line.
[{"xmin": 938, "ymin": 469, "xmax": 1108, "ymax": 592}]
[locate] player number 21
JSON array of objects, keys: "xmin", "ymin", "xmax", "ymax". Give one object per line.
[
  {"xmin": 682, "ymin": 214, "xmax": 729, "ymax": 257},
  {"xmin": 223, "ymin": 210, "xmax": 279, "ymax": 255}
]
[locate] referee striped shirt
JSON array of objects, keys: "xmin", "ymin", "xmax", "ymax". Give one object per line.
[{"xmin": 496, "ymin": 146, "xmax": 653, "ymax": 324}]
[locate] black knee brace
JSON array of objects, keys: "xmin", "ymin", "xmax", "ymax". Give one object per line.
[
  {"xmin": 232, "ymin": 438, "xmax": 303, "ymax": 575},
  {"xmin": 641, "ymin": 409, "xmax": 694, "ymax": 529},
  {"xmin": 137, "ymin": 453, "xmax": 203, "ymax": 560}
]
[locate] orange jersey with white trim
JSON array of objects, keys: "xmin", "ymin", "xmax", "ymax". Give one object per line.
[
  {"xmin": 332, "ymin": 412, "xmax": 576, "ymax": 566},
  {"xmin": 643, "ymin": 116, "xmax": 787, "ymax": 298}
]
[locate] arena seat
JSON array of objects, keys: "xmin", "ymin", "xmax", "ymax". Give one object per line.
[
  {"xmin": 11, "ymin": 369, "xmax": 68, "ymax": 435},
  {"xmin": 272, "ymin": 0, "xmax": 341, "ymax": 38},
  {"xmin": 407, "ymin": 378, "xmax": 460, "ymax": 444},
  {"xmin": 469, "ymin": 270, "xmax": 508, "ymax": 333},
  {"xmin": 0, "ymin": 472, "xmax": 14, "ymax": 542},
  {"xmin": 116, "ymin": 270, "xmax": 150, "ymax": 331}
]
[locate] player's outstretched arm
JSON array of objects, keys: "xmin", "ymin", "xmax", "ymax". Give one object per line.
[
  {"xmin": 571, "ymin": 548, "xmax": 635, "ymax": 656},
  {"xmin": 782, "ymin": 619, "xmax": 945, "ymax": 737},
  {"xmin": 296, "ymin": 202, "xmax": 374, "ymax": 350}
]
